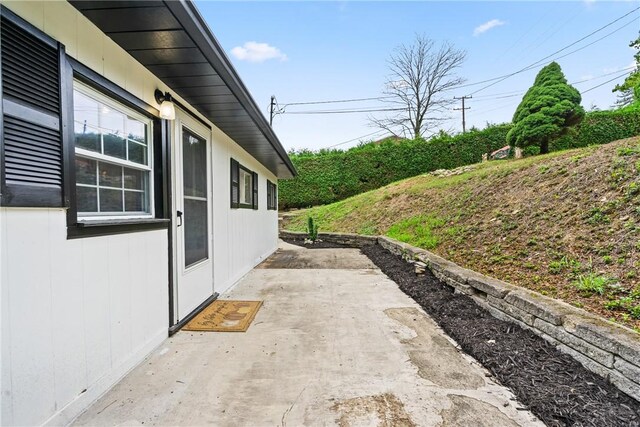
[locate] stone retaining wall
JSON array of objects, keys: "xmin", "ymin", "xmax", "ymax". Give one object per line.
[
  {"xmin": 380, "ymin": 235, "xmax": 640, "ymax": 401},
  {"xmin": 279, "ymin": 230, "xmax": 640, "ymax": 401}
]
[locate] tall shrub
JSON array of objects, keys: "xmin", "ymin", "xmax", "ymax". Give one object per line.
[{"xmin": 507, "ymin": 62, "xmax": 584, "ymax": 154}]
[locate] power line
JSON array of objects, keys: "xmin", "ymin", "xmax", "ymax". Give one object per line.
[
  {"xmin": 314, "ymin": 69, "xmax": 632, "ymax": 149},
  {"xmin": 470, "ymin": 66, "xmax": 636, "ymax": 103},
  {"xmin": 469, "ymin": 6, "xmax": 640, "ymax": 95},
  {"xmin": 284, "ymin": 108, "xmax": 406, "ymax": 115},
  {"xmin": 326, "ymin": 130, "xmax": 389, "ymax": 148},
  {"xmin": 281, "ymin": 96, "xmax": 394, "ymax": 107},
  {"xmin": 510, "ymin": 7, "xmax": 584, "ymax": 68},
  {"xmin": 275, "ymin": 65, "xmax": 634, "ymax": 118},
  {"xmin": 493, "ymin": 9, "xmax": 552, "ymax": 65},
  {"xmin": 271, "ymin": 6, "xmax": 638, "ymax": 126},
  {"xmin": 276, "ymin": 8, "xmax": 637, "ymax": 112},
  {"xmin": 582, "ymin": 69, "xmax": 633, "ymax": 94}
]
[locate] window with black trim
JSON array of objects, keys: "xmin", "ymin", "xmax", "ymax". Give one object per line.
[
  {"xmin": 73, "ymin": 82, "xmax": 153, "ymax": 219},
  {"xmin": 0, "ymin": 7, "xmax": 168, "ymax": 238},
  {"xmin": 64, "ymin": 57, "xmax": 169, "ymax": 239},
  {"xmin": 267, "ymin": 180, "xmax": 277, "ymax": 210},
  {"xmin": 230, "ymin": 158, "xmax": 258, "ymax": 210}
]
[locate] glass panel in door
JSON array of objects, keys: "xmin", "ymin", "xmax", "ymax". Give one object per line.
[{"xmin": 182, "ymin": 128, "xmax": 208, "ymax": 267}]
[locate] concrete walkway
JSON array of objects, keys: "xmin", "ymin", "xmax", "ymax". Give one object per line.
[{"xmin": 74, "ymin": 241, "xmax": 543, "ymax": 426}]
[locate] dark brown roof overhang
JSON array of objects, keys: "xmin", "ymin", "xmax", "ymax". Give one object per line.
[{"xmin": 69, "ymin": 0, "xmax": 295, "ymax": 178}]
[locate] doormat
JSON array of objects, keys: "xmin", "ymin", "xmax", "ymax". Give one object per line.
[{"xmin": 183, "ymin": 300, "xmax": 263, "ymax": 332}]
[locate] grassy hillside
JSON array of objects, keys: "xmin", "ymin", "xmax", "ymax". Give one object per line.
[{"xmin": 284, "ymin": 137, "xmax": 640, "ymax": 331}]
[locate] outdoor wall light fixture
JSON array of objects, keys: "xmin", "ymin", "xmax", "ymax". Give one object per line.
[{"xmin": 155, "ymin": 89, "xmax": 176, "ymax": 120}]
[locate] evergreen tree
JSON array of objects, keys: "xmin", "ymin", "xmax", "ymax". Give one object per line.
[
  {"xmin": 613, "ymin": 33, "xmax": 640, "ymax": 107},
  {"xmin": 507, "ymin": 62, "xmax": 584, "ymax": 154},
  {"xmin": 612, "ymin": 89, "xmax": 635, "ymax": 109}
]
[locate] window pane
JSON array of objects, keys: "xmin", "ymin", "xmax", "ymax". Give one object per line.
[
  {"xmin": 99, "ymin": 162, "xmax": 123, "ymax": 188},
  {"xmin": 76, "ymin": 186, "xmax": 97, "ymax": 212},
  {"xmin": 124, "ymin": 167, "xmax": 145, "ymax": 190},
  {"xmin": 127, "ymin": 118, "xmax": 146, "ymax": 144},
  {"xmin": 125, "ymin": 191, "xmax": 144, "ymax": 212},
  {"xmin": 99, "ymin": 188, "xmax": 123, "ymax": 212},
  {"xmin": 73, "ymin": 86, "xmax": 152, "ymax": 217},
  {"xmin": 240, "ymin": 170, "xmax": 252, "ymax": 205},
  {"xmin": 184, "ymin": 198, "xmax": 208, "ymax": 267},
  {"xmin": 74, "ymin": 91, "xmax": 99, "ymax": 126},
  {"xmin": 100, "ymin": 107, "xmax": 125, "ymax": 139},
  {"xmin": 128, "ymin": 141, "xmax": 147, "ymax": 165},
  {"xmin": 74, "ymin": 91, "xmax": 100, "ymax": 152},
  {"xmin": 103, "ymin": 133, "xmax": 126, "ymax": 160},
  {"xmin": 75, "ymin": 157, "xmax": 97, "ymax": 185},
  {"xmin": 182, "ymin": 129, "xmax": 207, "ymax": 198},
  {"xmin": 75, "ymin": 127, "xmax": 101, "ymax": 152}
]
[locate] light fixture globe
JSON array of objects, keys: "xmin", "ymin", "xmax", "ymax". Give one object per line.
[{"xmin": 154, "ymin": 89, "xmax": 176, "ymax": 120}]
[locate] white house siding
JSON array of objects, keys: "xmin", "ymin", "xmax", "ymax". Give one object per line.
[
  {"xmin": 1, "ymin": 1, "xmax": 280, "ymax": 425},
  {"xmin": 211, "ymin": 125, "xmax": 280, "ymax": 295},
  {"xmin": 0, "ymin": 209, "xmax": 168, "ymax": 426}
]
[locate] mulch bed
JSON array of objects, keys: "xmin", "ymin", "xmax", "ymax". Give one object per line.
[
  {"xmin": 282, "ymin": 237, "xmax": 351, "ymax": 249},
  {"xmin": 283, "ymin": 238, "xmax": 640, "ymax": 426}
]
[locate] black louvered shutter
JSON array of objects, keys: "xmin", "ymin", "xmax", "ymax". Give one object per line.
[
  {"xmin": 1, "ymin": 12, "xmax": 65, "ymax": 207},
  {"xmin": 252, "ymin": 172, "xmax": 258, "ymax": 210},
  {"xmin": 230, "ymin": 158, "xmax": 239, "ymax": 208}
]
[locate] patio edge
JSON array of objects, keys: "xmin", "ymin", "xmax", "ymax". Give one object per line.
[{"xmin": 280, "ymin": 230, "xmax": 640, "ymax": 401}]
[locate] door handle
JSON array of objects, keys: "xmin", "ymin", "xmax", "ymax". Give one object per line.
[{"xmin": 177, "ymin": 210, "xmax": 183, "ymax": 227}]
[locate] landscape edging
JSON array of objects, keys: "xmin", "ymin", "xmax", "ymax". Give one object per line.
[{"xmin": 280, "ymin": 230, "xmax": 640, "ymax": 401}]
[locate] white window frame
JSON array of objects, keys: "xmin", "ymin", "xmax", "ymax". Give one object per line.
[
  {"xmin": 239, "ymin": 166, "xmax": 253, "ymax": 207},
  {"xmin": 73, "ymin": 81, "xmax": 155, "ymax": 221}
]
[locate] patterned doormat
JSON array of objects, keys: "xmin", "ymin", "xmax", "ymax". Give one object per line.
[{"xmin": 183, "ymin": 300, "xmax": 263, "ymax": 332}]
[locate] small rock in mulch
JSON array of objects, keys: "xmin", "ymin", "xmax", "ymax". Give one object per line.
[{"xmin": 360, "ymin": 244, "xmax": 640, "ymax": 427}]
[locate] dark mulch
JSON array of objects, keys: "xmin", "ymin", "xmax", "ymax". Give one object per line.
[
  {"xmin": 358, "ymin": 244, "xmax": 640, "ymax": 427},
  {"xmin": 282, "ymin": 237, "xmax": 351, "ymax": 249}
]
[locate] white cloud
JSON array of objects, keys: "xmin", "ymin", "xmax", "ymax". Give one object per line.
[
  {"xmin": 473, "ymin": 19, "xmax": 505, "ymax": 37},
  {"xmin": 230, "ymin": 41, "xmax": 288, "ymax": 63}
]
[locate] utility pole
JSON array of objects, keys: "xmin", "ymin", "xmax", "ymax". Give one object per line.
[
  {"xmin": 453, "ymin": 95, "xmax": 472, "ymax": 133},
  {"xmin": 269, "ymin": 95, "xmax": 275, "ymax": 126}
]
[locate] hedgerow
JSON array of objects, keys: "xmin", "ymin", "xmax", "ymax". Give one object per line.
[{"xmin": 280, "ymin": 110, "xmax": 640, "ymax": 209}]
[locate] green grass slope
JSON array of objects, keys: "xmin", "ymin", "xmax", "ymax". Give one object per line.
[{"xmin": 284, "ymin": 137, "xmax": 640, "ymax": 331}]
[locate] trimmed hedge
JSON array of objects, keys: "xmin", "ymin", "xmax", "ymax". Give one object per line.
[
  {"xmin": 574, "ymin": 108, "xmax": 640, "ymax": 146},
  {"xmin": 280, "ymin": 110, "xmax": 640, "ymax": 209}
]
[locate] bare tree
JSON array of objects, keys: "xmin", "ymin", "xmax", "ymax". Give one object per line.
[{"xmin": 371, "ymin": 36, "xmax": 466, "ymax": 139}]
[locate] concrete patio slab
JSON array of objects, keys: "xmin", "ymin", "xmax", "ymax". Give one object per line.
[{"xmin": 73, "ymin": 242, "xmax": 543, "ymax": 427}]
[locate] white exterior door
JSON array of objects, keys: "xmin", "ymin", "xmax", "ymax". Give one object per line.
[{"xmin": 173, "ymin": 112, "xmax": 214, "ymax": 320}]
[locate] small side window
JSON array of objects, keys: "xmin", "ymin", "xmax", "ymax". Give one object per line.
[
  {"xmin": 267, "ymin": 180, "xmax": 278, "ymax": 210},
  {"xmin": 230, "ymin": 158, "xmax": 258, "ymax": 210}
]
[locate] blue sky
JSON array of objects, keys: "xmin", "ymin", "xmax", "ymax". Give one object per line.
[{"xmin": 195, "ymin": 1, "xmax": 640, "ymax": 151}]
